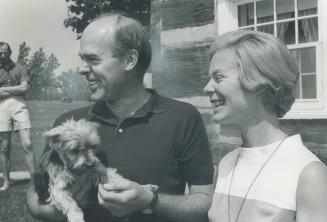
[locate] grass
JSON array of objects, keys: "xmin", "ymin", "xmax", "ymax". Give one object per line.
[{"xmin": 0, "ymin": 100, "xmax": 90, "ymax": 222}]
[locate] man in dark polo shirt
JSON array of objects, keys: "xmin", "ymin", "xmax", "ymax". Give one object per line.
[
  {"xmin": 0, "ymin": 42, "xmax": 35, "ymax": 191},
  {"xmin": 27, "ymin": 12, "xmax": 213, "ymax": 222}
]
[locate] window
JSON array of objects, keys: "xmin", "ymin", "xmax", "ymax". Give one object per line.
[
  {"xmin": 237, "ymin": 0, "xmax": 318, "ymax": 100},
  {"xmin": 216, "ymin": 0, "xmax": 327, "ymax": 118}
]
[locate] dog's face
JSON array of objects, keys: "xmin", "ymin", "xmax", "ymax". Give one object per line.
[{"xmin": 44, "ymin": 119, "xmax": 101, "ymax": 172}]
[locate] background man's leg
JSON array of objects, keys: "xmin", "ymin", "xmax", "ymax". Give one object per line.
[
  {"xmin": 18, "ymin": 128, "xmax": 35, "ymax": 174},
  {"xmin": 0, "ymin": 131, "xmax": 11, "ymax": 191}
]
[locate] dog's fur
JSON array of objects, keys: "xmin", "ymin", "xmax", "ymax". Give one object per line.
[{"xmin": 33, "ymin": 119, "xmax": 130, "ymax": 222}]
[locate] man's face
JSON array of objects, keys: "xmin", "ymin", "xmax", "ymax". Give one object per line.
[
  {"xmin": 0, "ymin": 45, "xmax": 11, "ymax": 65},
  {"xmin": 78, "ymin": 23, "xmax": 128, "ymax": 102}
]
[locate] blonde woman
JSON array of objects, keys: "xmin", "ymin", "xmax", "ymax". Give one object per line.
[{"xmin": 204, "ymin": 30, "xmax": 327, "ymax": 222}]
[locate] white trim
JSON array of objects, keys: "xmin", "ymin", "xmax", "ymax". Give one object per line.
[
  {"xmin": 283, "ymin": 112, "xmax": 327, "ymax": 119},
  {"xmin": 160, "ymin": 23, "xmax": 216, "ymax": 45},
  {"xmin": 319, "ymin": 0, "xmax": 327, "ymax": 114},
  {"xmin": 216, "ymin": 0, "xmax": 238, "ymax": 35}
]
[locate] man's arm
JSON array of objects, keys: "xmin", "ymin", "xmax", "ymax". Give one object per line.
[
  {"xmin": 98, "ymin": 181, "xmax": 213, "ymax": 222},
  {"xmin": 0, "ymin": 90, "xmax": 10, "ymax": 99},
  {"xmin": 0, "ymin": 80, "xmax": 28, "ymax": 96},
  {"xmin": 296, "ymin": 161, "xmax": 327, "ymax": 222},
  {"xmin": 26, "ymin": 185, "xmax": 65, "ymax": 222}
]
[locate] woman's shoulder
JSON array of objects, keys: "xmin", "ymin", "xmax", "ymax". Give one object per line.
[
  {"xmin": 217, "ymin": 148, "xmax": 240, "ymax": 170},
  {"xmin": 282, "ymin": 135, "xmax": 321, "ymax": 164}
]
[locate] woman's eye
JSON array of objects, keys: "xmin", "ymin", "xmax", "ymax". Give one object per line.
[{"xmin": 214, "ymin": 77, "xmax": 223, "ymax": 83}]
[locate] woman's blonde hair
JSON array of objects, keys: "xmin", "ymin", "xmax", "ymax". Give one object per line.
[{"xmin": 210, "ymin": 30, "xmax": 299, "ymax": 117}]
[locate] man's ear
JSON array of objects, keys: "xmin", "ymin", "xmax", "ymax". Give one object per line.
[{"xmin": 124, "ymin": 49, "xmax": 138, "ymax": 71}]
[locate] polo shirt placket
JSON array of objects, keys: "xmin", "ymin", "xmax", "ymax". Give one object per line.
[{"xmin": 88, "ymin": 93, "xmax": 166, "ymax": 140}]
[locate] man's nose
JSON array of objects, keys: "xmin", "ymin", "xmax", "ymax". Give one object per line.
[
  {"xmin": 78, "ymin": 63, "xmax": 91, "ymax": 76},
  {"xmin": 203, "ymin": 79, "xmax": 215, "ymax": 95}
]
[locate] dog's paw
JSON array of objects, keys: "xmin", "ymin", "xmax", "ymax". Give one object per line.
[{"xmin": 32, "ymin": 170, "xmax": 50, "ymax": 203}]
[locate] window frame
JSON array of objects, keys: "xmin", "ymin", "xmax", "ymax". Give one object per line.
[{"xmin": 216, "ymin": 0, "xmax": 327, "ymax": 119}]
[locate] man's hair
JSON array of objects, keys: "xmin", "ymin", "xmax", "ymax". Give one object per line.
[
  {"xmin": 210, "ymin": 30, "xmax": 299, "ymax": 117},
  {"xmin": 91, "ymin": 12, "xmax": 152, "ymax": 78},
  {"xmin": 0, "ymin": 42, "xmax": 12, "ymax": 56}
]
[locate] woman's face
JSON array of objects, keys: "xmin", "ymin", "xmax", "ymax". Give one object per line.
[{"xmin": 204, "ymin": 49, "xmax": 259, "ymax": 125}]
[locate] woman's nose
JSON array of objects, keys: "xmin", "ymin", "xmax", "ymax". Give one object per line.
[{"xmin": 203, "ymin": 79, "xmax": 215, "ymax": 95}]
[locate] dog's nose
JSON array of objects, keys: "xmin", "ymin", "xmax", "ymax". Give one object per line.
[{"xmin": 85, "ymin": 158, "xmax": 94, "ymax": 167}]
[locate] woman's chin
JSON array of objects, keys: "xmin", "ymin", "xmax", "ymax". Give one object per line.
[{"xmin": 212, "ymin": 115, "xmax": 225, "ymax": 124}]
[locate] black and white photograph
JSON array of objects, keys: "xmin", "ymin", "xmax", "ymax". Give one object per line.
[{"xmin": 0, "ymin": 0, "xmax": 326, "ymax": 222}]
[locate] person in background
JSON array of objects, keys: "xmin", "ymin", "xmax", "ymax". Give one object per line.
[
  {"xmin": 204, "ymin": 30, "xmax": 327, "ymax": 222},
  {"xmin": 0, "ymin": 41, "xmax": 35, "ymax": 191}
]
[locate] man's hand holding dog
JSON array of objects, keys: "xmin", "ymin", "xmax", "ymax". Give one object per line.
[{"xmin": 98, "ymin": 180, "xmax": 155, "ymax": 217}]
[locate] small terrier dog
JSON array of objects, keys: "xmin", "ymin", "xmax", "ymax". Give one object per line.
[{"xmin": 33, "ymin": 119, "xmax": 156, "ymax": 222}]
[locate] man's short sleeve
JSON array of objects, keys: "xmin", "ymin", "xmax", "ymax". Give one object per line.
[{"xmin": 177, "ymin": 107, "xmax": 214, "ymax": 185}]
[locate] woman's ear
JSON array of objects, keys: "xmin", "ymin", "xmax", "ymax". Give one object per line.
[{"xmin": 124, "ymin": 49, "xmax": 138, "ymax": 71}]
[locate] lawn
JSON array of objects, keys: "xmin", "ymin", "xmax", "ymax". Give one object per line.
[{"xmin": 0, "ymin": 100, "xmax": 90, "ymax": 222}]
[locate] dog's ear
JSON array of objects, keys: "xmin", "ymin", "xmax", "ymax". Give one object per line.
[
  {"xmin": 44, "ymin": 127, "xmax": 63, "ymax": 149},
  {"xmin": 44, "ymin": 128, "xmax": 66, "ymax": 168},
  {"xmin": 32, "ymin": 170, "xmax": 50, "ymax": 203},
  {"xmin": 44, "ymin": 124, "xmax": 65, "ymax": 138}
]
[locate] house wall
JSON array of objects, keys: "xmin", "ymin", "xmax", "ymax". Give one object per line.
[{"xmin": 150, "ymin": 0, "xmax": 215, "ymax": 97}]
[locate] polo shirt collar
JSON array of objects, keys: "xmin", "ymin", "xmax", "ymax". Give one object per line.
[{"xmin": 88, "ymin": 89, "xmax": 166, "ymax": 124}]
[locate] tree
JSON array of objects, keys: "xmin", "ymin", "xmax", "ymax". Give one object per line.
[
  {"xmin": 56, "ymin": 69, "xmax": 90, "ymax": 101},
  {"xmin": 27, "ymin": 48, "xmax": 60, "ymax": 100},
  {"xmin": 17, "ymin": 42, "xmax": 31, "ymax": 66},
  {"xmin": 64, "ymin": 0, "xmax": 152, "ymax": 37}
]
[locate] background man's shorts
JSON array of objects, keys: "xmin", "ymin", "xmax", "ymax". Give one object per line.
[{"xmin": 0, "ymin": 97, "xmax": 31, "ymax": 132}]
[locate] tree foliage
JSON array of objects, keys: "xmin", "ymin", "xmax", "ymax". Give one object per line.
[
  {"xmin": 57, "ymin": 69, "xmax": 90, "ymax": 101},
  {"xmin": 17, "ymin": 42, "xmax": 31, "ymax": 66},
  {"xmin": 27, "ymin": 48, "xmax": 60, "ymax": 100},
  {"xmin": 16, "ymin": 42, "xmax": 61, "ymax": 100},
  {"xmin": 64, "ymin": 0, "xmax": 152, "ymax": 37}
]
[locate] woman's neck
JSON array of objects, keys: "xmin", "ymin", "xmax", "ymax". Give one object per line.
[{"xmin": 238, "ymin": 112, "xmax": 287, "ymax": 148}]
